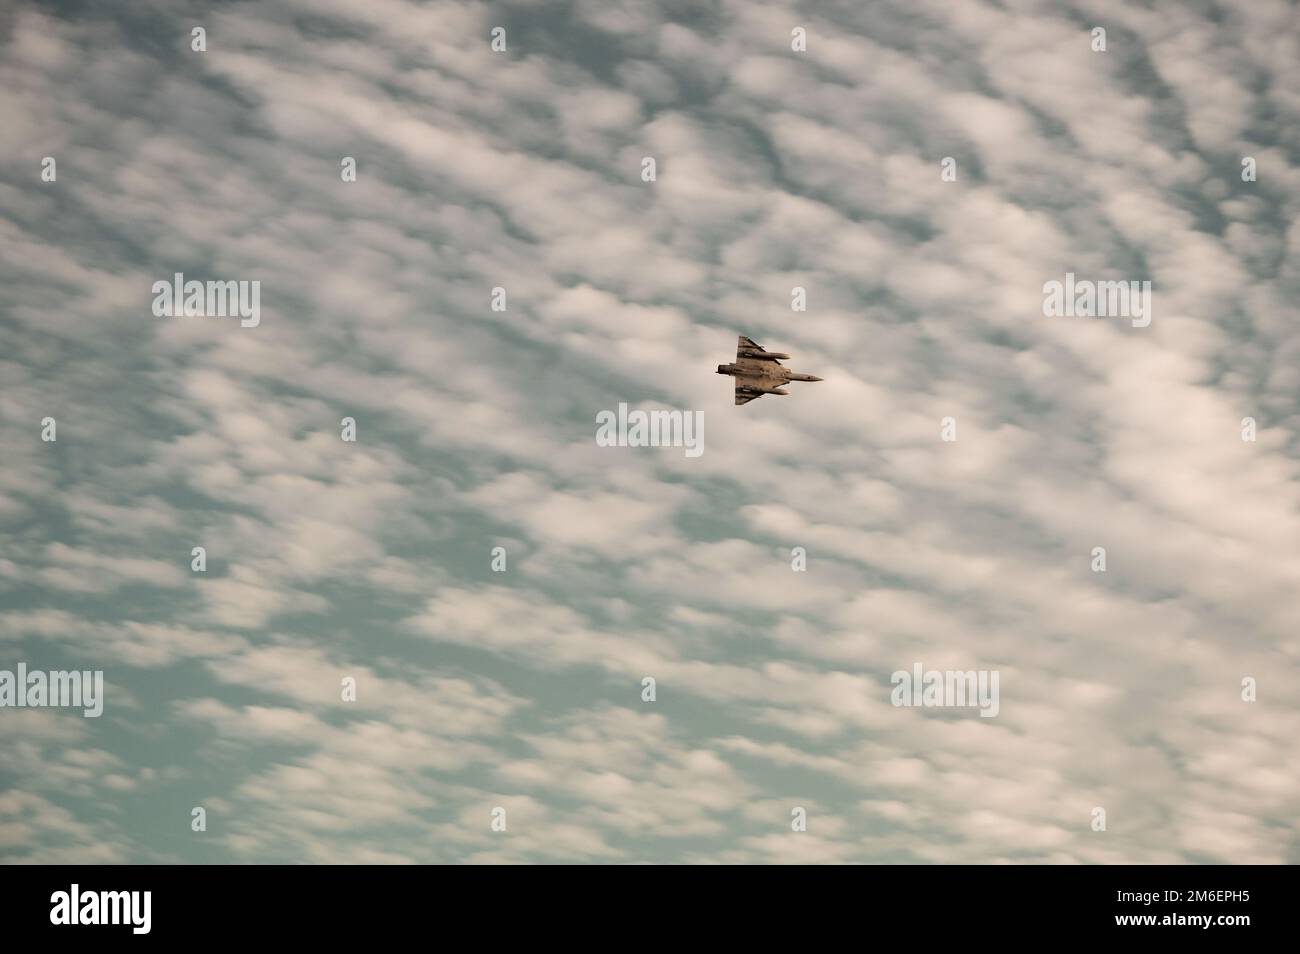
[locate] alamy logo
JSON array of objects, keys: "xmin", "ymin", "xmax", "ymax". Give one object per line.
[
  {"xmin": 0, "ymin": 664, "xmax": 103, "ymax": 717},
  {"xmin": 1042, "ymin": 272, "xmax": 1151, "ymax": 328},
  {"xmin": 890, "ymin": 663, "xmax": 1000, "ymax": 718},
  {"xmin": 151, "ymin": 272, "xmax": 261, "ymax": 327},
  {"xmin": 595, "ymin": 403, "xmax": 704, "ymax": 458},
  {"xmin": 50, "ymin": 885, "xmax": 151, "ymax": 934}
]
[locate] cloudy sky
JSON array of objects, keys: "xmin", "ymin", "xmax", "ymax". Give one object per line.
[{"xmin": 2, "ymin": 0, "xmax": 1298, "ymax": 864}]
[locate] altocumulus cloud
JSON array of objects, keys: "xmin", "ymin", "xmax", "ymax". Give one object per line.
[{"xmin": 1, "ymin": 0, "xmax": 1298, "ymax": 863}]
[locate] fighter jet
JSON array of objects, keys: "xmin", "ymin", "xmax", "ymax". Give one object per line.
[{"xmin": 717, "ymin": 335, "xmax": 823, "ymax": 405}]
